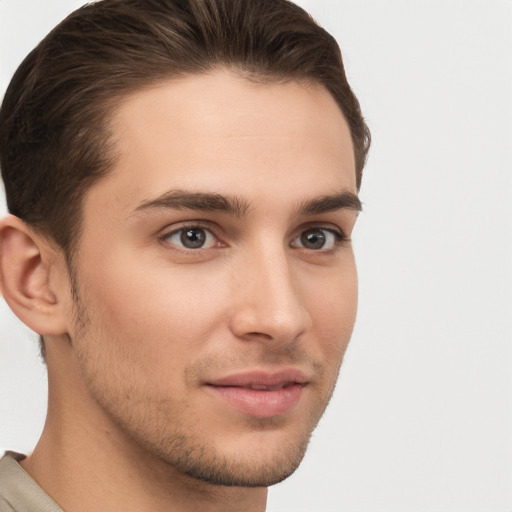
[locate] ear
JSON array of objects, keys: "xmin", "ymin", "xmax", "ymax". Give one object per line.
[{"xmin": 0, "ymin": 214, "xmax": 69, "ymax": 335}]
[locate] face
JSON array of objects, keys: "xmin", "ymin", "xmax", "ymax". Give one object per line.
[{"xmin": 66, "ymin": 70, "xmax": 359, "ymax": 487}]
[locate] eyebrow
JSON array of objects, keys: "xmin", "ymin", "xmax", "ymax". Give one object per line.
[
  {"xmin": 297, "ymin": 191, "xmax": 362, "ymax": 216},
  {"xmin": 133, "ymin": 190, "xmax": 250, "ymax": 217},
  {"xmin": 132, "ymin": 189, "xmax": 362, "ymax": 217}
]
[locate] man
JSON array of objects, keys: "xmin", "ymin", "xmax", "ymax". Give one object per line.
[{"xmin": 0, "ymin": 0, "xmax": 370, "ymax": 510}]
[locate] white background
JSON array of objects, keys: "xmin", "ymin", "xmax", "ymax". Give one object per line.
[{"xmin": 1, "ymin": 1, "xmax": 511, "ymax": 511}]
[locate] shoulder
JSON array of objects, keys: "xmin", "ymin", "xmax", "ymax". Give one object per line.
[{"xmin": 0, "ymin": 452, "xmax": 62, "ymax": 512}]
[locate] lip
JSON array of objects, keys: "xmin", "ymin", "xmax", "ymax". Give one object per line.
[{"xmin": 205, "ymin": 369, "xmax": 308, "ymax": 418}]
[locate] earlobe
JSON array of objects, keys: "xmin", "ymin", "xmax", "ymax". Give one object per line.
[{"xmin": 0, "ymin": 215, "xmax": 68, "ymax": 335}]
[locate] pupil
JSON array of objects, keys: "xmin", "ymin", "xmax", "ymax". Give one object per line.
[
  {"xmin": 301, "ymin": 229, "xmax": 326, "ymax": 249},
  {"xmin": 181, "ymin": 228, "xmax": 206, "ymax": 248}
]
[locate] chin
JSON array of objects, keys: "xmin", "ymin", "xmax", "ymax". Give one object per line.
[
  {"xmin": 173, "ymin": 434, "xmax": 311, "ymax": 487},
  {"xmin": 131, "ymin": 416, "xmax": 314, "ymax": 488}
]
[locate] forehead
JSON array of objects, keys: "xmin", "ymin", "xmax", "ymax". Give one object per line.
[{"xmin": 86, "ymin": 70, "xmax": 356, "ymax": 216}]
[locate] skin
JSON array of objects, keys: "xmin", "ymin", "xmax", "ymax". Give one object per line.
[{"xmin": 0, "ymin": 70, "xmax": 359, "ymax": 512}]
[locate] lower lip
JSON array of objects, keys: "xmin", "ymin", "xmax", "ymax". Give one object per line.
[{"xmin": 206, "ymin": 384, "xmax": 305, "ymax": 418}]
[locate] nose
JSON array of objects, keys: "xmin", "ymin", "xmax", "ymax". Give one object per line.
[{"xmin": 228, "ymin": 246, "xmax": 312, "ymax": 345}]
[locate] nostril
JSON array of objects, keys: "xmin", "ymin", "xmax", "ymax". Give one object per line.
[
  {"xmin": 245, "ymin": 331, "xmax": 273, "ymax": 340},
  {"xmin": 227, "ymin": 265, "xmax": 311, "ymax": 343}
]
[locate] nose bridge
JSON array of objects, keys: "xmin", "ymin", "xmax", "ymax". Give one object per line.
[{"xmin": 229, "ymin": 239, "xmax": 311, "ymax": 343}]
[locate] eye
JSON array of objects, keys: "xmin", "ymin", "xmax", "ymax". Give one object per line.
[
  {"xmin": 291, "ymin": 228, "xmax": 342, "ymax": 251},
  {"xmin": 163, "ymin": 226, "xmax": 217, "ymax": 249}
]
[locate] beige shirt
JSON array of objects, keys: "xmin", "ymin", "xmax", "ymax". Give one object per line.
[{"xmin": 0, "ymin": 452, "xmax": 62, "ymax": 512}]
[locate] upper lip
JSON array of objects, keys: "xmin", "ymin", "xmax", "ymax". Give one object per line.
[{"xmin": 206, "ymin": 369, "xmax": 309, "ymax": 389}]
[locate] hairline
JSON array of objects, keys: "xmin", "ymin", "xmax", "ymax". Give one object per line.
[{"xmin": 60, "ymin": 66, "xmax": 358, "ymax": 262}]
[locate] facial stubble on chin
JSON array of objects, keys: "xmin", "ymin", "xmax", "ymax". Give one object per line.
[{"xmin": 68, "ymin": 281, "xmax": 342, "ymax": 488}]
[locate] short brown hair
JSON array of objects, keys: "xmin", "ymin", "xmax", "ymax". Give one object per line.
[{"xmin": 0, "ymin": 0, "xmax": 370, "ymax": 257}]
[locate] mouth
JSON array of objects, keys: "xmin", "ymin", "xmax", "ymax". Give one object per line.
[{"xmin": 205, "ymin": 369, "xmax": 308, "ymax": 418}]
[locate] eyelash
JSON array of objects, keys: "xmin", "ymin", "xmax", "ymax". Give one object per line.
[
  {"xmin": 160, "ymin": 221, "xmax": 222, "ymax": 252},
  {"xmin": 291, "ymin": 227, "xmax": 347, "ymax": 252},
  {"xmin": 159, "ymin": 223, "xmax": 348, "ymax": 253}
]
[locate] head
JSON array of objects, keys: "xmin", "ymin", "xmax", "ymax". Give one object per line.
[{"xmin": 0, "ymin": 0, "xmax": 369, "ymax": 489}]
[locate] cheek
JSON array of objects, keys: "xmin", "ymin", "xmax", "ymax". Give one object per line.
[
  {"xmin": 74, "ymin": 248, "xmax": 231, "ymax": 362},
  {"xmin": 303, "ymin": 259, "xmax": 358, "ymax": 358}
]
